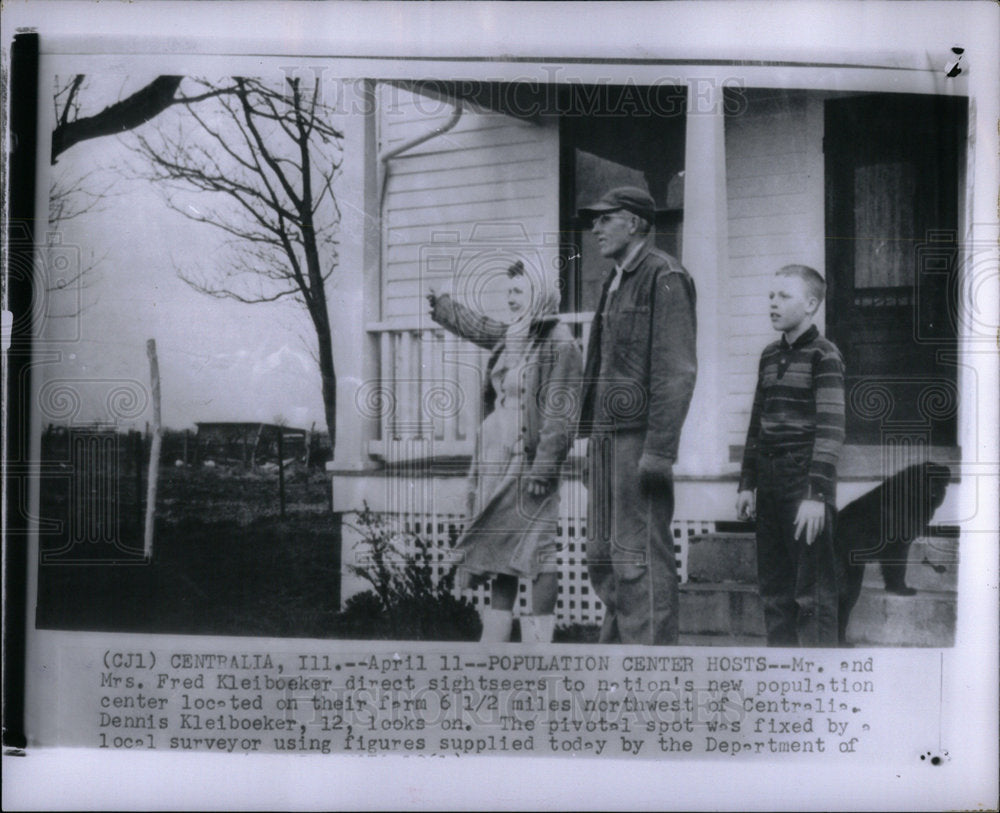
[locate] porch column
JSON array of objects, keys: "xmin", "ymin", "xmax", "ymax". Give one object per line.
[
  {"xmin": 679, "ymin": 79, "xmax": 729, "ymax": 477},
  {"xmin": 330, "ymin": 79, "xmax": 381, "ymax": 480}
]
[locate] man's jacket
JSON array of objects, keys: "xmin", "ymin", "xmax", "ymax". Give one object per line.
[{"xmin": 579, "ymin": 242, "xmax": 697, "ymax": 468}]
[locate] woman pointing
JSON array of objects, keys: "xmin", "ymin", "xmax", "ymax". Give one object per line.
[{"xmin": 427, "ymin": 261, "xmax": 582, "ymax": 643}]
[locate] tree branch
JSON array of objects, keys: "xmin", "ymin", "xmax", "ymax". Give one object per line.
[
  {"xmin": 52, "ymin": 76, "xmax": 186, "ymax": 163},
  {"xmin": 123, "ymin": 74, "xmax": 344, "ymax": 453}
]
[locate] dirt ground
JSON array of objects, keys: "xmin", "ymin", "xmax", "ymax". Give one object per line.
[{"xmin": 35, "ymin": 452, "xmax": 344, "ymax": 638}]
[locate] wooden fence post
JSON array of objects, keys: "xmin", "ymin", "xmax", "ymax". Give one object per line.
[
  {"xmin": 132, "ymin": 430, "xmax": 143, "ymax": 533},
  {"xmin": 144, "ymin": 339, "xmax": 162, "ymax": 558},
  {"xmin": 251, "ymin": 423, "xmax": 264, "ymax": 470},
  {"xmin": 277, "ymin": 426, "xmax": 286, "ymax": 520},
  {"xmin": 305, "ymin": 421, "xmax": 315, "ymax": 469}
]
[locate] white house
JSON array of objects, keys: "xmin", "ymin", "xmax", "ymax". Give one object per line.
[{"xmin": 325, "ymin": 63, "xmax": 975, "ymax": 632}]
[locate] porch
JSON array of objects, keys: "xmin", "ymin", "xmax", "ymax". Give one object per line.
[{"xmin": 326, "ymin": 74, "xmax": 970, "ymax": 642}]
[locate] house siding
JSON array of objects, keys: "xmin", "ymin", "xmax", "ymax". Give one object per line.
[
  {"xmin": 379, "ymin": 86, "xmax": 560, "ymax": 323},
  {"xmin": 724, "ymin": 90, "xmax": 828, "ymax": 459}
]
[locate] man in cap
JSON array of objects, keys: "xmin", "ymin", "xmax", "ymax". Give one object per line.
[{"xmin": 578, "ymin": 186, "xmax": 697, "ymax": 645}]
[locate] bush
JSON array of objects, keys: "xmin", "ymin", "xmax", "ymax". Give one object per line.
[
  {"xmin": 554, "ymin": 622, "xmax": 600, "ymax": 644},
  {"xmin": 339, "ymin": 503, "xmax": 481, "ymax": 641}
]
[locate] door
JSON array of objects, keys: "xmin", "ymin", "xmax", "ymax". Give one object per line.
[
  {"xmin": 825, "ymin": 94, "xmax": 965, "ymax": 446},
  {"xmin": 558, "ymin": 84, "xmax": 688, "ymax": 315}
]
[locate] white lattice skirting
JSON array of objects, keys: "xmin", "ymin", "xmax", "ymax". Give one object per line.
[{"xmin": 357, "ymin": 487, "xmax": 714, "ymax": 626}]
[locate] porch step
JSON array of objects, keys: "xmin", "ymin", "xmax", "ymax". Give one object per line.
[
  {"xmin": 678, "ymin": 582, "xmax": 956, "ymax": 647},
  {"xmin": 686, "ymin": 533, "xmax": 959, "ymax": 592},
  {"xmin": 679, "ymin": 582, "xmax": 764, "ymax": 637},
  {"xmin": 680, "ymin": 533, "xmax": 957, "ymax": 646},
  {"xmin": 844, "ymin": 589, "xmax": 956, "ymax": 647},
  {"xmin": 858, "ymin": 538, "xmax": 958, "ymax": 592},
  {"xmin": 678, "ymin": 633, "xmax": 767, "ymax": 647},
  {"xmin": 686, "ymin": 533, "xmax": 758, "ymax": 584}
]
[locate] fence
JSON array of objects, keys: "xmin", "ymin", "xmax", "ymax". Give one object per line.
[{"xmin": 377, "ymin": 480, "xmax": 714, "ymax": 626}]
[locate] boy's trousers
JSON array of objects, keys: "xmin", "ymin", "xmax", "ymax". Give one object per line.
[
  {"xmin": 755, "ymin": 448, "xmax": 839, "ymax": 647},
  {"xmin": 586, "ymin": 430, "xmax": 679, "ymax": 645}
]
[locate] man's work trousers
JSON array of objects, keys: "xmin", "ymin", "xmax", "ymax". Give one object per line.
[
  {"xmin": 755, "ymin": 449, "xmax": 839, "ymax": 647},
  {"xmin": 586, "ymin": 431, "xmax": 678, "ymax": 645}
]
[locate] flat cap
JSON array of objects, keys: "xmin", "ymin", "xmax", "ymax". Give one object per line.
[{"xmin": 579, "ymin": 186, "xmax": 655, "ymax": 224}]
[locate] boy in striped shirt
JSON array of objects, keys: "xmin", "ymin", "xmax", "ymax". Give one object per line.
[{"xmin": 737, "ymin": 265, "xmax": 845, "ymax": 647}]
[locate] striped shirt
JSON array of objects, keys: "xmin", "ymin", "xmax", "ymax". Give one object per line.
[{"xmin": 738, "ymin": 324, "xmax": 845, "ymax": 504}]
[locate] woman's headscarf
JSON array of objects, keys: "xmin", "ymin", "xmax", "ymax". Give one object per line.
[{"xmin": 498, "ymin": 260, "xmax": 560, "ymax": 364}]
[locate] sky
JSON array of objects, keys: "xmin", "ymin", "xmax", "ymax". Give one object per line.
[{"xmin": 36, "ymin": 75, "xmax": 343, "ymax": 433}]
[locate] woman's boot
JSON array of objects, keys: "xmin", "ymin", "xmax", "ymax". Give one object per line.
[
  {"xmin": 479, "ymin": 608, "xmax": 513, "ymax": 642},
  {"xmin": 519, "ymin": 615, "xmax": 556, "ymax": 643}
]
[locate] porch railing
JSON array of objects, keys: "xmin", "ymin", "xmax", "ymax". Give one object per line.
[{"xmin": 365, "ymin": 311, "xmax": 594, "ymax": 461}]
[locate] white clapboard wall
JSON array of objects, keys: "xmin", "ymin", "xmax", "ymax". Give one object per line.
[
  {"xmin": 378, "ymin": 83, "xmax": 561, "ymax": 323},
  {"xmin": 369, "ymin": 84, "xmax": 561, "ymax": 459},
  {"xmin": 723, "ymin": 89, "xmax": 828, "ymax": 457}
]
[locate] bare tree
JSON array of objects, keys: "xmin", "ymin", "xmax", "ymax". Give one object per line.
[
  {"xmin": 129, "ymin": 76, "xmax": 344, "ymax": 457},
  {"xmin": 43, "ymin": 172, "xmax": 110, "ymax": 317},
  {"xmin": 51, "ymin": 75, "xmax": 234, "ymax": 164},
  {"xmin": 47, "ymin": 75, "xmax": 233, "ymax": 315}
]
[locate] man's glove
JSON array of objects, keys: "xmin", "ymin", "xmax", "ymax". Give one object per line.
[{"xmin": 638, "ymin": 453, "xmax": 673, "ymax": 494}]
